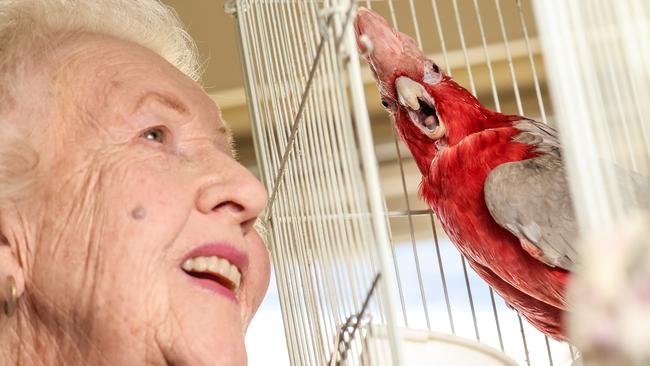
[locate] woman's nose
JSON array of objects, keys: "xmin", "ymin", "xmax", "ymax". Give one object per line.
[{"xmin": 195, "ymin": 157, "xmax": 268, "ymax": 235}]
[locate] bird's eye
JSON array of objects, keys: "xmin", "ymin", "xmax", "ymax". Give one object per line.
[
  {"xmin": 423, "ymin": 62, "xmax": 442, "ymax": 85},
  {"xmin": 141, "ymin": 127, "xmax": 167, "ymax": 144},
  {"xmin": 381, "ymin": 99, "xmax": 389, "ymax": 108}
]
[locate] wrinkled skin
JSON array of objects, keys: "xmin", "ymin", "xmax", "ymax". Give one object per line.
[{"xmin": 0, "ymin": 33, "xmax": 270, "ymax": 365}]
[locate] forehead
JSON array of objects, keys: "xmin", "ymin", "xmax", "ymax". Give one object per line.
[{"xmin": 52, "ymin": 33, "xmax": 223, "ymax": 129}]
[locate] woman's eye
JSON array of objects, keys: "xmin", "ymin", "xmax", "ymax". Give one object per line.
[
  {"xmin": 381, "ymin": 99, "xmax": 389, "ymax": 108},
  {"xmin": 141, "ymin": 127, "xmax": 166, "ymax": 144}
]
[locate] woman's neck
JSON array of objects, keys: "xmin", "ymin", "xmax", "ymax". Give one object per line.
[{"xmin": 0, "ymin": 307, "xmax": 91, "ymax": 366}]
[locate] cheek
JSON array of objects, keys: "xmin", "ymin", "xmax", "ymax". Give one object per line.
[
  {"xmin": 247, "ymin": 231, "xmax": 271, "ymax": 307},
  {"xmin": 81, "ymin": 167, "xmax": 198, "ymax": 344},
  {"xmin": 107, "ymin": 168, "xmax": 194, "ymax": 258}
]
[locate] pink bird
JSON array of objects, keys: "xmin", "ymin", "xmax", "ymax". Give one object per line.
[{"xmin": 355, "ymin": 7, "xmax": 578, "ymax": 340}]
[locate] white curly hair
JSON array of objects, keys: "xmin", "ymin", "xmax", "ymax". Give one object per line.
[{"xmin": 0, "ymin": 0, "xmax": 200, "ymax": 203}]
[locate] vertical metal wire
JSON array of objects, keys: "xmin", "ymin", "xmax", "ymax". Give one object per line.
[
  {"xmin": 533, "ymin": 3, "xmax": 650, "ymax": 365},
  {"xmin": 406, "ymin": 0, "xmax": 423, "ymax": 49},
  {"xmin": 493, "ymin": 1, "xmax": 544, "ymax": 362},
  {"xmin": 386, "ymin": 0, "xmax": 449, "ymax": 333},
  {"xmin": 589, "ymin": 1, "xmax": 641, "ymax": 172},
  {"xmin": 512, "ymin": 1, "xmax": 560, "ymax": 363},
  {"xmin": 518, "ymin": 316, "xmax": 532, "ymax": 366},
  {"xmin": 449, "ymin": 0, "xmax": 483, "ymax": 342},
  {"xmin": 450, "ymin": 0, "xmax": 507, "ymax": 349},
  {"xmin": 342, "ymin": 1, "xmax": 406, "ymax": 362},
  {"xmin": 386, "ymin": 0, "xmax": 399, "ymax": 30},
  {"xmin": 613, "ymin": 0, "xmax": 650, "ymax": 164},
  {"xmin": 430, "ymin": 214, "xmax": 456, "ymax": 334},
  {"xmin": 390, "ymin": 127, "xmax": 430, "ymax": 329},
  {"xmin": 311, "ymin": 2, "xmax": 368, "ymax": 358},
  {"xmin": 302, "ymin": 2, "xmax": 365, "ymax": 359},
  {"xmin": 256, "ymin": 1, "xmax": 325, "ymax": 360},
  {"xmin": 452, "ymin": 0, "xmax": 477, "ymax": 94},
  {"xmin": 261, "ymin": 12, "xmax": 333, "ymax": 221},
  {"xmin": 495, "ymin": 0, "xmax": 524, "ymax": 115},
  {"xmin": 330, "ymin": 5, "xmax": 386, "ymax": 360},
  {"xmin": 461, "ymin": 257, "xmax": 481, "ymax": 341},
  {"xmin": 240, "ymin": 7, "xmax": 304, "ymax": 364},
  {"xmin": 326, "ymin": 0, "xmax": 369, "ymax": 309},
  {"xmin": 516, "ymin": 0, "xmax": 547, "ymax": 123},
  {"xmin": 319, "ymin": 0, "xmax": 375, "ymax": 357},
  {"xmin": 472, "ymin": 0, "xmax": 500, "ymax": 110},
  {"xmin": 428, "ymin": 0, "xmax": 457, "ymax": 338},
  {"xmin": 234, "ymin": 5, "xmax": 299, "ymax": 364},
  {"xmin": 544, "ymin": 336, "xmax": 555, "ymax": 366},
  {"xmin": 430, "ymin": 0, "xmax": 451, "ymax": 72},
  {"xmin": 261, "ymin": 4, "xmax": 325, "ymax": 361},
  {"xmin": 334, "ymin": 0, "xmax": 392, "ymax": 357},
  {"xmin": 468, "ymin": 0, "xmax": 512, "ymax": 353},
  {"xmin": 247, "ymin": 2, "xmax": 336, "ymax": 362},
  {"xmin": 302, "ymin": 0, "xmax": 352, "ymax": 320},
  {"xmin": 276, "ymin": 3, "xmax": 340, "ymax": 360},
  {"xmin": 382, "ymin": 0, "xmax": 426, "ymax": 329},
  {"xmin": 401, "ymin": 0, "xmax": 435, "ymax": 332}
]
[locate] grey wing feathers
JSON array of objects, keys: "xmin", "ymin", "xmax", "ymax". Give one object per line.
[
  {"xmin": 485, "ymin": 119, "xmax": 650, "ymax": 271},
  {"xmin": 511, "ymin": 119, "xmax": 562, "ymax": 158},
  {"xmin": 485, "ymin": 120, "xmax": 579, "ymax": 270}
]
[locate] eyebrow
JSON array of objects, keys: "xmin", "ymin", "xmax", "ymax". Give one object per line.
[{"xmin": 133, "ymin": 91, "xmax": 190, "ymax": 116}]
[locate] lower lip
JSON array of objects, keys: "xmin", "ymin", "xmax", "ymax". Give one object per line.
[{"xmin": 185, "ymin": 275, "xmax": 239, "ymax": 303}]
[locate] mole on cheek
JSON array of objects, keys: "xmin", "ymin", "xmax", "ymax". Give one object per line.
[{"xmin": 130, "ymin": 206, "xmax": 147, "ymax": 220}]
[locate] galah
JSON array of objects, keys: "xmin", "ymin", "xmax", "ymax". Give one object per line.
[{"xmin": 354, "ymin": 7, "xmax": 625, "ymax": 340}]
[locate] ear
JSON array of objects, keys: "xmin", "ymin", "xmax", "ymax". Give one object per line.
[{"xmin": 0, "ymin": 225, "xmax": 25, "ymax": 302}]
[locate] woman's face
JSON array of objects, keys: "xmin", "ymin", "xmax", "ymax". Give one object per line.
[{"xmin": 14, "ymin": 34, "xmax": 270, "ymax": 365}]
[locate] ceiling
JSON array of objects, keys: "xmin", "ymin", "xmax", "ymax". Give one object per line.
[{"xmin": 162, "ymin": 1, "xmax": 245, "ymax": 92}]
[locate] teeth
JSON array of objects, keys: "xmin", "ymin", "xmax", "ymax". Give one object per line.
[
  {"xmin": 207, "ymin": 256, "xmax": 219, "ymax": 272},
  {"xmin": 181, "ymin": 258, "xmax": 194, "ymax": 271},
  {"xmin": 194, "ymin": 256, "xmax": 207, "ymax": 271},
  {"xmin": 396, "ymin": 76, "xmax": 426, "ymax": 110},
  {"xmin": 182, "ymin": 256, "xmax": 242, "ymax": 292}
]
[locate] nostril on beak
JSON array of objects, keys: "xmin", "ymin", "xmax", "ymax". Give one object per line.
[{"xmin": 358, "ymin": 34, "xmax": 373, "ymax": 56}]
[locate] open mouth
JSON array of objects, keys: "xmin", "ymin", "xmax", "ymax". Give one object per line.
[
  {"xmin": 395, "ymin": 76, "xmax": 446, "ymax": 140},
  {"xmin": 182, "ymin": 256, "xmax": 242, "ymax": 295}
]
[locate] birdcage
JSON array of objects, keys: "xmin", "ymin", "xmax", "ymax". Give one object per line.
[{"xmin": 225, "ymin": 0, "xmax": 650, "ymax": 365}]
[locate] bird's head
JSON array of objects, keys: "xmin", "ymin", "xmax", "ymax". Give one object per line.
[{"xmin": 355, "ymin": 7, "xmax": 497, "ymax": 172}]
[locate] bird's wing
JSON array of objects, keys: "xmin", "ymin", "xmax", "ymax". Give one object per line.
[{"xmin": 484, "ymin": 120, "xmax": 579, "ymax": 270}]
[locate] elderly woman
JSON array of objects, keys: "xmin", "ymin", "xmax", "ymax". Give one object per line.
[{"xmin": 0, "ymin": 0, "xmax": 270, "ymax": 365}]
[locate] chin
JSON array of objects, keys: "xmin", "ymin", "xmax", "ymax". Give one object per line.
[
  {"xmin": 193, "ymin": 341, "xmax": 247, "ymax": 366},
  {"xmin": 160, "ymin": 336, "xmax": 247, "ymax": 366},
  {"xmin": 179, "ymin": 315, "xmax": 248, "ymax": 366}
]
